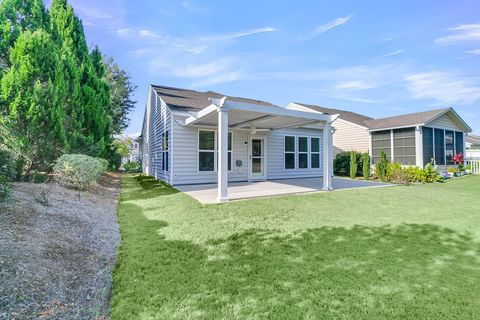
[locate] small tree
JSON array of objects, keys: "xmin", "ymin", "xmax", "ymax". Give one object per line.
[
  {"xmin": 349, "ymin": 151, "xmax": 358, "ymax": 179},
  {"xmin": 375, "ymin": 151, "xmax": 388, "ymax": 182},
  {"xmin": 361, "ymin": 153, "xmax": 370, "ymax": 180}
]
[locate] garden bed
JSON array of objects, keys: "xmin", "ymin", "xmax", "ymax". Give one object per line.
[{"xmin": 0, "ymin": 172, "xmax": 121, "ymax": 319}]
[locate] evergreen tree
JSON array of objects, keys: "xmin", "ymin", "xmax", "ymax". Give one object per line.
[
  {"xmin": 0, "ymin": 0, "xmax": 48, "ymax": 72},
  {"xmin": 0, "ymin": 30, "xmax": 66, "ymax": 172}
]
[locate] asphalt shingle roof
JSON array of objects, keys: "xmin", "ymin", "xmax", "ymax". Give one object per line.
[
  {"xmin": 292, "ymin": 103, "xmax": 373, "ymax": 127},
  {"xmin": 364, "ymin": 108, "xmax": 449, "ymax": 130},
  {"xmin": 151, "ymin": 85, "xmax": 277, "ymax": 111}
]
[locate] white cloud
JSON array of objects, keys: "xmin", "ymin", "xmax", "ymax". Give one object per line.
[
  {"xmin": 116, "ymin": 28, "xmax": 132, "ymax": 37},
  {"xmin": 467, "ymin": 49, "xmax": 480, "ymax": 55},
  {"xmin": 405, "ymin": 71, "xmax": 480, "ymax": 104},
  {"xmin": 304, "ymin": 15, "xmax": 353, "ymax": 39},
  {"xmin": 181, "ymin": 0, "xmax": 209, "ymax": 12},
  {"xmin": 200, "ymin": 27, "xmax": 276, "ymax": 42},
  {"xmin": 334, "ymin": 80, "xmax": 379, "ymax": 90},
  {"xmin": 71, "ymin": 3, "xmax": 113, "ymax": 20},
  {"xmin": 330, "ymin": 96, "xmax": 382, "ymax": 104},
  {"xmin": 139, "ymin": 29, "xmax": 161, "ymax": 39},
  {"xmin": 377, "ymin": 49, "xmax": 404, "ymax": 58},
  {"xmin": 435, "ymin": 23, "xmax": 480, "ymax": 45},
  {"xmin": 171, "ymin": 60, "xmax": 232, "ymax": 78},
  {"xmin": 192, "ymin": 71, "xmax": 243, "ymax": 87}
]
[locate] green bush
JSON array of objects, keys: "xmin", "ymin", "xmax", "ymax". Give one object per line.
[
  {"xmin": 53, "ymin": 154, "xmax": 108, "ymax": 192},
  {"xmin": 361, "ymin": 153, "xmax": 370, "ymax": 180},
  {"xmin": 374, "ymin": 151, "xmax": 388, "ymax": 182},
  {"xmin": 349, "ymin": 151, "xmax": 358, "ymax": 179},
  {"xmin": 123, "ymin": 161, "xmax": 141, "ymax": 172},
  {"xmin": 334, "ymin": 151, "xmax": 362, "ymax": 176},
  {"xmin": 386, "ymin": 162, "xmax": 408, "ymax": 184}
]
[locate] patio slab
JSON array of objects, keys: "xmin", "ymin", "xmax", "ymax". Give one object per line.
[{"xmin": 175, "ymin": 177, "xmax": 392, "ymax": 204}]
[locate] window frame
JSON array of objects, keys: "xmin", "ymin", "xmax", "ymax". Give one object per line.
[
  {"xmin": 310, "ymin": 137, "xmax": 321, "ymax": 169},
  {"xmin": 298, "ymin": 136, "xmax": 309, "ymax": 169},
  {"xmin": 162, "ymin": 130, "xmax": 169, "ymax": 171},
  {"xmin": 197, "ymin": 129, "xmax": 233, "ymax": 172},
  {"xmin": 284, "ymin": 136, "xmax": 296, "ymax": 169}
]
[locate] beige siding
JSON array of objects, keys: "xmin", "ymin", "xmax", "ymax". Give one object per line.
[
  {"xmin": 427, "ymin": 113, "xmax": 464, "ymax": 131},
  {"xmin": 332, "ymin": 119, "xmax": 370, "ymax": 155}
]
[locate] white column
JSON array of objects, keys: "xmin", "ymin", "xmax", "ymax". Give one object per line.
[
  {"xmin": 217, "ymin": 108, "xmax": 229, "ymax": 202},
  {"xmin": 415, "ymin": 126, "xmax": 423, "ymax": 167},
  {"xmin": 390, "ymin": 129, "xmax": 394, "ymax": 162},
  {"xmin": 323, "ymin": 122, "xmax": 333, "ymax": 191}
]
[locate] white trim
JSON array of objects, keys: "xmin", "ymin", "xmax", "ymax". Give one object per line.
[
  {"xmin": 415, "ymin": 126, "xmax": 423, "ymax": 167},
  {"xmin": 297, "ymin": 136, "xmax": 309, "ymax": 169},
  {"xmin": 197, "ymin": 129, "xmax": 234, "ymax": 173},
  {"xmin": 283, "ymin": 135, "xmax": 296, "ymax": 170},
  {"xmin": 217, "ymin": 108, "xmax": 229, "ymax": 202},
  {"xmin": 390, "ymin": 129, "xmax": 395, "ymax": 162},
  {"xmin": 322, "ymin": 122, "xmax": 333, "ymax": 191}
]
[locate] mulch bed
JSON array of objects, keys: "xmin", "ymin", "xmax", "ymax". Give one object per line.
[{"xmin": 0, "ymin": 172, "xmax": 121, "ymax": 320}]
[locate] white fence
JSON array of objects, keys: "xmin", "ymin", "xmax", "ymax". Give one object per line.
[{"xmin": 466, "ymin": 159, "xmax": 480, "ymax": 174}]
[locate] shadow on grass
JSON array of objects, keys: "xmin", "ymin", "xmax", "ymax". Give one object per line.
[{"xmin": 112, "ymin": 175, "xmax": 480, "ymax": 320}]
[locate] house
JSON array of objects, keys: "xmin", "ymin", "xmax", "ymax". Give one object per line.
[
  {"xmin": 290, "ymin": 104, "xmax": 472, "ymax": 168},
  {"xmin": 466, "ymin": 134, "xmax": 480, "ymax": 160},
  {"xmin": 139, "ymin": 85, "xmax": 337, "ymax": 202},
  {"xmin": 122, "ymin": 137, "xmax": 140, "ymax": 164}
]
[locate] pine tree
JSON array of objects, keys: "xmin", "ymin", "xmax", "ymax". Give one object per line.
[{"xmin": 0, "ymin": 30, "xmax": 66, "ymax": 172}]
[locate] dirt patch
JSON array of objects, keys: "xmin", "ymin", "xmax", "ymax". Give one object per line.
[{"xmin": 0, "ymin": 172, "xmax": 121, "ymax": 319}]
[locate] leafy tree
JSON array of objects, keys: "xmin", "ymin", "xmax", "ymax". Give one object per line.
[
  {"xmin": 349, "ymin": 151, "xmax": 358, "ymax": 179},
  {"xmin": 104, "ymin": 57, "xmax": 137, "ymax": 134},
  {"xmin": 361, "ymin": 153, "xmax": 370, "ymax": 180},
  {"xmin": 375, "ymin": 151, "xmax": 389, "ymax": 182}
]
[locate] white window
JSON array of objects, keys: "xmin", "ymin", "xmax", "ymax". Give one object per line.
[
  {"xmin": 284, "ymin": 136, "xmax": 295, "ymax": 169},
  {"xmin": 198, "ymin": 130, "xmax": 233, "ymax": 172},
  {"xmin": 199, "ymin": 130, "xmax": 215, "ymax": 171},
  {"xmin": 311, "ymin": 137, "xmax": 320, "ymax": 168},
  {"xmin": 298, "ymin": 136, "xmax": 308, "ymax": 169},
  {"xmin": 161, "ymin": 130, "xmax": 169, "ymax": 171}
]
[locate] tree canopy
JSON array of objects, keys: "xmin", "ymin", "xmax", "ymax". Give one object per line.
[{"xmin": 0, "ymin": 0, "xmax": 135, "ymax": 176}]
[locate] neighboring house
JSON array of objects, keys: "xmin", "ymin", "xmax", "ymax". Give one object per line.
[
  {"xmin": 466, "ymin": 134, "xmax": 480, "ymax": 159},
  {"xmin": 289, "ymin": 104, "xmax": 472, "ymax": 168},
  {"xmin": 140, "ymin": 85, "xmax": 336, "ymax": 202},
  {"xmin": 127, "ymin": 138, "xmax": 141, "ymax": 163},
  {"xmin": 287, "ymin": 103, "xmax": 373, "ymax": 155}
]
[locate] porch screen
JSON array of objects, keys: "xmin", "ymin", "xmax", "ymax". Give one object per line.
[
  {"xmin": 445, "ymin": 130, "xmax": 454, "ymax": 164},
  {"xmin": 434, "ymin": 129, "xmax": 445, "ymax": 165},
  {"xmin": 422, "ymin": 127, "xmax": 434, "ymax": 165},
  {"xmin": 393, "ymin": 128, "xmax": 416, "ymax": 165},
  {"xmin": 455, "ymin": 132, "xmax": 464, "ymax": 155},
  {"xmin": 371, "ymin": 130, "xmax": 391, "ymax": 163}
]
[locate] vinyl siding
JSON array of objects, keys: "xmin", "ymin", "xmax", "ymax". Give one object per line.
[
  {"xmin": 145, "ymin": 90, "xmax": 172, "ymax": 184},
  {"xmin": 171, "ymin": 115, "xmax": 249, "ymax": 185},
  {"xmin": 331, "ymin": 119, "xmax": 369, "ymax": 155},
  {"xmin": 266, "ymin": 127, "xmax": 324, "ymax": 180},
  {"xmin": 427, "ymin": 114, "xmax": 464, "ymax": 131}
]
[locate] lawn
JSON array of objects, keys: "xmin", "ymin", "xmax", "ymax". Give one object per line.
[{"xmin": 111, "ymin": 174, "xmax": 480, "ymax": 319}]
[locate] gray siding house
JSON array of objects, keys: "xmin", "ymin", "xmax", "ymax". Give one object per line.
[
  {"xmin": 140, "ymin": 85, "xmax": 336, "ymax": 202},
  {"xmin": 290, "ymin": 104, "xmax": 472, "ymax": 168}
]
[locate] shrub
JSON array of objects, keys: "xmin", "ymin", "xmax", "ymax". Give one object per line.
[
  {"xmin": 334, "ymin": 151, "xmax": 362, "ymax": 176},
  {"xmin": 349, "ymin": 151, "xmax": 358, "ymax": 179},
  {"xmin": 374, "ymin": 151, "xmax": 388, "ymax": 182},
  {"xmin": 123, "ymin": 161, "xmax": 141, "ymax": 172},
  {"xmin": 53, "ymin": 154, "xmax": 108, "ymax": 194},
  {"xmin": 447, "ymin": 167, "xmax": 456, "ymax": 173},
  {"xmin": 422, "ymin": 163, "xmax": 442, "ymax": 183},
  {"xmin": 404, "ymin": 166, "xmax": 422, "ymax": 183},
  {"xmin": 361, "ymin": 153, "xmax": 370, "ymax": 180},
  {"xmin": 386, "ymin": 162, "xmax": 408, "ymax": 184}
]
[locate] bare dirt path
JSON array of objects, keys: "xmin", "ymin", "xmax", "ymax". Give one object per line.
[{"xmin": 0, "ymin": 172, "xmax": 121, "ymax": 320}]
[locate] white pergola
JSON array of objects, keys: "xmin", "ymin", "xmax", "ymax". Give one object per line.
[{"xmin": 183, "ymin": 97, "xmax": 337, "ymax": 202}]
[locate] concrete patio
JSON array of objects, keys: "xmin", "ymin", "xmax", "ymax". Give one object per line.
[{"xmin": 176, "ymin": 177, "xmax": 392, "ymax": 204}]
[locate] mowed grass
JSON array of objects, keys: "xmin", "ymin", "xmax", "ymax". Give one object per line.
[{"xmin": 111, "ymin": 174, "xmax": 480, "ymax": 319}]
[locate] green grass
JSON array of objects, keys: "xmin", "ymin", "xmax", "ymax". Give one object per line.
[{"xmin": 111, "ymin": 174, "xmax": 480, "ymax": 319}]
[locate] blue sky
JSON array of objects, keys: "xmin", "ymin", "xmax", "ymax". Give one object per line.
[{"xmin": 53, "ymin": 0, "xmax": 480, "ymax": 135}]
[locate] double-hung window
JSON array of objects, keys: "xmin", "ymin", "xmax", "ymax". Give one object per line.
[
  {"xmin": 199, "ymin": 130, "xmax": 215, "ymax": 171},
  {"xmin": 298, "ymin": 137, "xmax": 308, "ymax": 169},
  {"xmin": 284, "ymin": 136, "xmax": 295, "ymax": 169},
  {"xmin": 311, "ymin": 137, "xmax": 320, "ymax": 168},
  {"xmin": 162, "ymin": 130, "xmax": 169, "ymax": 171},
  {"xmin": 198, "ymin": 130, "xmax": 232, "ymax": 171}
]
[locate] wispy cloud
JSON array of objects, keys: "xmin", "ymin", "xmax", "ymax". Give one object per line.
[
  {"xmin": 171, "ymin": 59, "xmax": 234, "ymax": 78},
  {"xmin": 435, "ymin": 23, "xmax": 480, "ymax": 45},
  {"xmin": 181, "ymin": 0, "xmax": 209, "ymax": 13},
  {"xmin": 303, "ymin": 15, "xmax": 353, "ymax": 39},
  {"xmin": 405, "ymin": 71, "xmax": 480, "ymax": 104},
  {"xmin": 334, "ymin": 80, "xmax": 380, "ymax": 90},
  {"xmin": 200, "ymin": 27, "xmax": 276, "ymax": 42},
  {"xmin": 139, "ymin": 29, "xmax": 162, "ymax": 39},
  {"xmin": 377, "ymin": 49, "xmax": 404, "ymax": 58},
  {"xmin": 71, "ymin": 2, "xmax": 113, "ymax": 20},
  {"xmin": 466, "ymin": 49, "xmax": 480, "ymax": 55}
]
